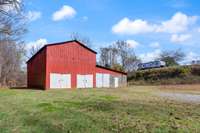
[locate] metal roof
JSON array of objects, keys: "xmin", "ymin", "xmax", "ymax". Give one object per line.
[{"xmin": 96, "ymin": 65, "xmax": 127, "ymax": 75}]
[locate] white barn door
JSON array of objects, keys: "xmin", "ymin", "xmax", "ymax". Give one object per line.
[
  {"xmin": 61, "ymin": 74, "xmax": 71, "ymax": 88},
  {"xmin": 96, "ymin": 73, "xmax": 103, "ymax": 88},
  {"xmin": 114, "ymin": 77, "xmax": 119, "ymax": 88},
  {"xmin": 96, "ymin": 73, "xmax": 110, "ymax": 88},
  {"xmin": 50, "ymin": 73, "xmax": 71, "ymax": 89},
  {"xmin": 103, "ymin": 74, "xmax": 110, "ymax": 88},
  {"xmin": 77, "ymin": 74, "xmax": 93, "ymax": 88},
  {"xmin": 85, "ymin": 75, "xmax": 93, "ymax": 88},
  {"xmin": 77, "ymin": 75, "xmax": 84, "ymax": 88}
]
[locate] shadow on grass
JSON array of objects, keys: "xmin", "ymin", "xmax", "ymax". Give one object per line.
[{"xmin": 10, "ymin": 87, "xmax": 43, "ymax": 90}]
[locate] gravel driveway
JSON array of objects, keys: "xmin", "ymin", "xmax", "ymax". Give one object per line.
[{"xmin": 158, "ymin": 92, "xmax": 200, "ymax": 103}]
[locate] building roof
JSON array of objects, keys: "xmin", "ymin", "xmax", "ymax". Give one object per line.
[
  {"xmin": 27, "ymin": 40, "xmax": 97, "ymax": 63},
  {"xmin": 96, "ymin": 65, "xmax": 127, "ymax": 75}
]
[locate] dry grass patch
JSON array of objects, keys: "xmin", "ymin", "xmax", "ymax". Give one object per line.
[{"xmin": 159, "ymin": 84, "xmax": 200, "ymax": 94}]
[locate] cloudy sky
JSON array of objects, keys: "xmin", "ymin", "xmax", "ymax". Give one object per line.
[{"xmin": 24, "ymin": 0, "xmax": 200, "ymax": 63}]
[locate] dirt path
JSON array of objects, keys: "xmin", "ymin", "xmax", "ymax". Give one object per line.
[{"xmin": 158, "ymin": 92, "xmax": 200, "ymax": 103}]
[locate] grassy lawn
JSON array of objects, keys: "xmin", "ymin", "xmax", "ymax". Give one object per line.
[{"xmin": 0, "ymin": 86, "xmax": 200, "ymax": 133}]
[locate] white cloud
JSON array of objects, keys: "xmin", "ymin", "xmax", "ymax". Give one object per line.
[
  {"xmin": 157, "ymin": 12, "xmax": 198, "ymax": 33},
  {"xmin": 126, "ymin": 40, "xmax": 140, "ymax": 48},
  {"xmin": 26, "ymin": 11, "xmax": 41, "ymax": 21},
  {"xmin": 186, "ymin": 52, "xmax": 200, "ymax": 60},
  {"xmin": 112, "ymin": 12, "xmax": 198, "ymax": 35},
  {"xmin": 183, "ymin": 52, "xmax": 200, "ymax": 65},
  {"xmin": 112, "ymin": 18, "xmax": 155, "ymax": 35},
  {"xmin": 139, "ymin": 49, "xmax": 161, "ymax": 62},
  {"xmin": 170, "ymin": 34, "xmax": 191, "ymax": 43},
  {"xmin": 52, "ymin": 5, "xmax": 76, "ymax": 21},
  {"xmin": 26, "ymin": 38, "xmax": 47, "ymax": 50},
  {"xmin": 149, "ymin": 42, "xmax": 160, "ymax": 48}
]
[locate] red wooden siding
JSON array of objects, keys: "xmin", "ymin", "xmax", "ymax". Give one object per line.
[
  {"xmin": 45, "ymin": 41, "xmax": 96, "ymax": 89},
  {"xmin": 27, "ymin": 47, "xmax": 46, "ymax": 89},
  {"xmin": 27, "ymin": 40, "xmax": 127, "ymax": 89}
]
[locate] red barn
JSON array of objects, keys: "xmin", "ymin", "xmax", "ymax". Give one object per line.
[{"xmin": 27, "ymin": 40, "xmax": 127, "ymax": 90}]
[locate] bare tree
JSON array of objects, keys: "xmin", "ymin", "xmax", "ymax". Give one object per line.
[
  {"xmin": 0, "ymin": 0, "xmax": 27, "ymax": 87},
  {"xmin": 99, "ymin": 47, "xmax": 110, "ymax": 67},
  {"xmin": 124, "ymin": 52, "xmax": 140, "ymax": 72},
  {"xmin": 114, "ymin": 40, "xmax": 139, "ymax": 71},
  {"xmin": 28, "ymin": 45, "xmax": 42, "ymax": 58},
  {"xmin": 109, "ymin": 45, "xmax": 118, "ymax": 67},
  {"xmin": 0, "ymin": 0, "xmax": 22, "ymax": 16},
  {"xmin": 158, "ymin": 49, "xmax": 185, "ymax": 66},
  {"xmin": 99, "ymin": 40, "xmax": 139, "ymax": 72},
  {"xmin": 70, "ymin": 32, "xmax": 92, "ymax": 47},
  {"xmin": 0, "ymin": 39, "xmax": 25, "ymax": 86},
  {"xmin": 0, "ymin": 0, "xmax": 21, "ymax": 7},
  {"xmin": 99, "ymin": 46, "xmax": 119, "ymax": 68}
]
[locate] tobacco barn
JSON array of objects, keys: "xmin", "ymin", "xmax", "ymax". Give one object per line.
[{"xmin": 27, "ymin": 40, "xmax": 127, "ymax": 89}]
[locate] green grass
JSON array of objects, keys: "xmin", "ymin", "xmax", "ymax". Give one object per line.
[{"xmin": 0, "ymin": 86, "xmax": 199, "ymax": 133}]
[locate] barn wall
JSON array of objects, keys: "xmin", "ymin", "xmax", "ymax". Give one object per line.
[
  {"xmin": 96, "ymin": 67, "xmax": 127, "ymax": 87},
  {"xmin": 27, "ymin": 41, "xmax": 127, "ymax": 89},
  {"xmin": 46, "ymin": 42, "xmax": 96, "ymax": 89},
  {"xmin": 27, "ymin": 48, "xmax": 46, "ymax": 89}
]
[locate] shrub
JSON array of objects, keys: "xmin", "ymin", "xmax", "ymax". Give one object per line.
[
  {"xmin": 128, "ymin": 65, "xmax": 200, "ymax": 85},
  {"xmin": 191, "ymin": 65, "xmax": 200, "ymax": 76}
]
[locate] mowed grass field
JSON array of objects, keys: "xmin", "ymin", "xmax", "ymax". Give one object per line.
[{"xmin": 0, "ymin": 86, "xmax": 200, "ymax": 133}]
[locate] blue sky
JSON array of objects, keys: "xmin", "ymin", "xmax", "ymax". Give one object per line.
[{"xmin": 24, "ymin": 0, "xmax": 200, "ymax": 63}]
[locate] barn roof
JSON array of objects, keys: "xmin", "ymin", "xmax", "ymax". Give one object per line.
[
  {"xmin": 27, "ymin": 40, "xmax": 97, "ymax": 63},
  {"xmin": 96, "ymin": 65, "xmax": 127, "ymax": 75}
]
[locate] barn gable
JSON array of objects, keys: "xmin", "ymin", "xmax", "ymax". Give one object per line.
[
  {"xmin": 45, "ymin": 41, "xmax": 97, "ymax": 88},
  {"xmin": 27, "ymin": 40, "xmax": 96, "ymax": 64}
]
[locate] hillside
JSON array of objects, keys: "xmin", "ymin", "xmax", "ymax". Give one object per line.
[{"xmin": 128, "ymin": 65, "xmax": 200, "ymax": 85}]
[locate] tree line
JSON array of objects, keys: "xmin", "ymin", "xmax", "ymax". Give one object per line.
[
  {"xmin": 0, "ymin": 0, "xmax": 26, "ymax": 87},
  {"xmin": 98, "ymin": 41, "xmax": 140, "ymax": 72},
  {"xmin": 98, "ymin": 41, "xmax": 185, "ymax": 72}
]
